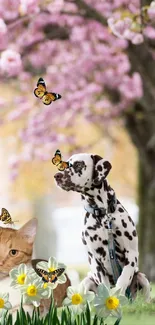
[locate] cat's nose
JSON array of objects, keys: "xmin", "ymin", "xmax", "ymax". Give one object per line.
[{"xmin": 0, "ymin": 261, "xmax": 4, "ymax": 266}]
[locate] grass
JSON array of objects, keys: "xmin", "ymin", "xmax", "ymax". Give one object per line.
[{"xmin": 72, "ymin": 266, "xmax": 155, "ymax": 325}]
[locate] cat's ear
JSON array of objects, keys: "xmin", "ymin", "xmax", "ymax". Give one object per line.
[{"xmin": 18, "ymin": 218, "xmax": 38, "ymax": 244}]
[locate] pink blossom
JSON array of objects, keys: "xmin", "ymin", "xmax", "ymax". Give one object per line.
[
  {"xmin": 0, "ymin": 0, "xmax": 20, "ymax": 21},
  {"xmin": 0, "ymin": 18, "xmax": 7, "ymax": 34},
  {"xmin": 108, "ymin": 17, "xmax": 132, "ymax": 39},
  {"xmin": 0, "ymin": 18, "xmax": 8, "ymax": 50},
  {"xmin": 148, "ymin": 1, "xmax": 155, "ymax": 21},
  {"xmin": 144, "ymin": 26, "xmax": 155, "ymax": 39},
  {"xmin": 19, "ymin": 0, "xmax": 40, "ymax": 16},
  {"xmin": 0, "ymin": 49, "xmax": 22, "ymax": 77},
  {"xmin": 118, "ymin": 73, "xmax": 143, "ymax": 100}
]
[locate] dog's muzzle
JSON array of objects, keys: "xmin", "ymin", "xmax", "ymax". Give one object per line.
[{"xmin": 54, "ymin": 172, "xmax": 63, "ymax": 185}]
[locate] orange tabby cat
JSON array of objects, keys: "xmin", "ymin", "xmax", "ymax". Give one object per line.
[{"xmin": 0, "ymin": 218, "xmax": 70, "ymax": 317}]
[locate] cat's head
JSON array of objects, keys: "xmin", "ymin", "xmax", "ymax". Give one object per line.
[{"xmin": 0, "ymin": 218, "xmax": 37, "ymax": 276}]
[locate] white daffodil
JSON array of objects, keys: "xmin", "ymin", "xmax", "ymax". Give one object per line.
[
  {"xmin": 20, "ymin": 275, "xmax": 51, "ymax": 307},
  {"xmin": 9, "ymin": 263, "xmax": 29, "ymax": 289},
  {"xmin": 0, "ymin": 293, "xmax": 12, "ymax": 317},
  {"xmin": 37, "ymin": 256, "xmax": 66, "ymax": 289},
  {"xmin": 94, "ymin": 284, "xmax": 128, "ymax": 319},
  {"xmin": 63, "ymin": 284, "xmax": 95, "ymax": 315}
]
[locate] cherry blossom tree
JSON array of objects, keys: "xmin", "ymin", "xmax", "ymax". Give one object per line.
[{"xmin": 0, "ymin": 0, "xmax": 155, "ymax": 279}]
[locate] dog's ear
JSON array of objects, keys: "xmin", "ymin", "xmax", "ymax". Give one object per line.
[{"xmin": 92, "ymin": 154, "xmax": 112, "ymax": 185}]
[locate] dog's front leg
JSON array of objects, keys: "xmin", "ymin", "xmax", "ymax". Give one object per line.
[
  {"xmin": 115, "ymin": 250, "xmax": 137, "ymax": 294},
  {"xmin": 81, "ymin": 274, "xmax": 98, "ymax": 293}
]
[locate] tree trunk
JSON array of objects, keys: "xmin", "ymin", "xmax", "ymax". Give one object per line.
[
  {"xmin": 138, "ymin": 156, "xmax": 155, "ymax": 280},
  {"xmin": 125, "ymin": 104, "xmax": 155, "ymax": 281}
]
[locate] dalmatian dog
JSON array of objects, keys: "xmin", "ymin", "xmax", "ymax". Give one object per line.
[{"xmin": 54, "ymin": 153, "xmax": 150, "ymax": 301}]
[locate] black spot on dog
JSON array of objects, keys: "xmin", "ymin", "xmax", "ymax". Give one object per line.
[
  {"xmin": 124, "ymin": 231, "xmax": 133, "ymax": 241},
  {"xmin": 88, "ymin": 256, "xmax": 92, "ymax": 264},
  {"xmin": 115, "ymin": 245, "xmax": 123, "ymax": 254},
  {"xmin": 82, "ymin": 232, "xmax": 87, "ymax": 245},
  {"xmin": 132, "ymin": 230, "xmax": 137, "ymax": 237},
  {"xmin": 93, "ymin": 234, "xmax": 98, "ymax": 241},
  {"xmin": 114, "ymin": 240, "xmax": 120, "ymax": 247},
  {"xmin": 97, "ymin": 195, "xmax": 103, "ymax": 203},
  {"xmin": 121, "ymin": 219, "xmax": 127, "ymax": 228},
  {"xmin": 125, "ymin": 258, "xmax": 130, "ymax": 265},
  {"xmin": 135, "ymin": 257, "xmax": 137, "ymax": 263},
  {"xmin": 97, "ymin": 165, "xmax": 102, "ymax": 171},
  {"xmin": 88, "ymin": 251, "xmax": 93, "ymax": 257},
  {"xmin": 128, "ymin": 216, "xmax": 135, "ymax": 226},
  {"xmin": 102, "ymin": 240, "xmax": 108, "ymax": 245},
  {"xmin": 106, "ymin": 273, "xmax": 115, "ymax": 285},
  {"xmin": 118, "ymin": 207, "xmax": 124, "ymax": 213},
  {"xmin": 96, "ymin": 247, "xmax": 106, "ymax": 257},
  {"xmin": 116, "ymin": 230, "xmax": 122, "ymax": 236},
  {"xmin": 85, "ymin": 230, "xmax": 89, "ymax": 237},
  {"xmin": 87, "ymin": 226, "xmax": 97, "ymax": 231},
  {"xmin": 131, "ymin": 261, "xmax": 135, "ymax": 267},
  {"xmin": 81, "ymin": 195, "xmax": 85, "ymax": 200},
  {"xmin": 84, "ymin": 212, "xmax": 90, "ymax": 225}
]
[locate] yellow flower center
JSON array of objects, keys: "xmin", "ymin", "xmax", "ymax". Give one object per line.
[
  {"xmin": 17, "ymin": 273, "xmax": 26, "ymax": 285},
  {"xmin": 48, "ymin": 267, "xmax": 56, "ymax": 272},
  {"xmin": 71, "ymin": 293, "xmax": 83, "ymax": 305},
  {"xmin": 105, "ymin": 296, "xmax": 119, "ymax": 310},
  {"xmin": 43, "ymin": 283, "xmax": 48, "ymax": 289},
  {"xmin": 26, "ymin": 285, "xmax": 37, "ymax": 297},
  {"xmin": 0, "ymin": 298, "xmax": 4, "ymax": 309}
]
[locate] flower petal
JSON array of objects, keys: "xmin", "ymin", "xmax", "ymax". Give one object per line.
[
  {"xmin": 63, "ymin": 297, "xmax": 71, "ymax": 306},
  {"xmin": 48, "ymin": 257, "xmax": 57, "ymax": 269},
  {"xmin": 57, "ymin": 274, "xmax": 66, "ymax": 284},
  {"xmin": 84, "ymin": 291, "xmax": 95, "ymax": 302},
  {"xmin": 97, "ymin": 283, "xmax": 109, "ymax": 300},
  {"xmin": 4, "ymin": 302, "xmax": 12, "ymax": 310},
  {"xmin": 95, "ymin": 305, "xmax": 110, "ymax": 319},
  {"xmin": 118, "ymin": 295, "xmax": 128, "ymax": 306},
  {"xmin": 37, "ymin": 261, "xmax": 48, "ymax": 270}
]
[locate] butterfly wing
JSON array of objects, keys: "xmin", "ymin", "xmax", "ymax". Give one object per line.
[
  {"xmin": 52, "ymin": 150, "xmax": 62, "ymax": 166},
  {"xmin": 0, "ymin": 208, "xmax": 11, "ymax": 224},
  {"xmin": 49, "ymin": 268, "xmax": 65, "ymax": 283},
  {"xmin": 37, "ymin": 268, "xmax": 49, "ymax": 283},
  {"xmin": 50, "ymin": 92, "xmax": 61, "ymax": 101},
  {"xmin": 42, "ymin": 92, "xmax": 61, "ymax": 105},
  {"xmin": 58, "ymin": 161, "xmax": 70, "ymax": 171},
  {"xmin": 34, "ymin": 78, "xmax": 46, "ymax": 99}
]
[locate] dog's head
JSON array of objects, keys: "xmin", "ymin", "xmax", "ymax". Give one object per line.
[{"xmin": 54, "ymin": 153, "xmax": 112, "ymax": 193}]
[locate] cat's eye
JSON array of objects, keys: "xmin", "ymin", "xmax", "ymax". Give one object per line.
[{"xmin": 9, "ymin": 249, "xmax": 18, "ymax": 256}]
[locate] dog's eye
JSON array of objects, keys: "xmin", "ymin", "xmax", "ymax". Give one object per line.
[{"xmin": 73, "ymin": 161, "xmax": 84, "ymax": 172}]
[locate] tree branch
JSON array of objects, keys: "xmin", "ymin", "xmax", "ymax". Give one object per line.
[{"xmin": 73, "ymin": 0, "xmax": 107, "ymax": 25}]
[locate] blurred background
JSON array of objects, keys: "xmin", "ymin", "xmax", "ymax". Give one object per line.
[{"xmin": 0, "ymin": 0, "xmax": 155, "ymax": 283}]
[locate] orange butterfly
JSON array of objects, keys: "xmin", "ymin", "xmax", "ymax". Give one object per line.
[
  {"xmin": 34, "ymin": 78, "xmax": 61, "ymax": 105},
  {"xmin": 52, "ymin": 149, "xmax": 71, "ymax": 171},
  {"xmin": 0, "ymin": 208, "xmax": 18, "ymax": 225}
]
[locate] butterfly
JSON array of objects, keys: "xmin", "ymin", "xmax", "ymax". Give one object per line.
[
  {"xmin": 52, "ymin": 149, "xmax": 71, "ymax": 171},
  {"xmin": 34, "ymin": 77, "xmax": 61, "ymax": 105},
  {"xmin": 36, "ymin": 267, "xmax": 65, "ymax": 283},
  {"xmin": 0, "ymin": 208, "xmax": 18, "ymax": 225}
]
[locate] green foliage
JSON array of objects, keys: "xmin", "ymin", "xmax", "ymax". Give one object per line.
[{"xmin": 0, "ymin": 303, "xmax": 105, "ymax": 325}]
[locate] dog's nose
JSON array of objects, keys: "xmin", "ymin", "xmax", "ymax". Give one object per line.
[{"xmin": 54, "ymin": 173, "xmax": 63, "ymax": 181}]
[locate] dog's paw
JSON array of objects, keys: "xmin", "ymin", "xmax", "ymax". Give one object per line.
[{"xmin": 81, "ymin": 276, "xmax": 97, "ymax": 293}]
